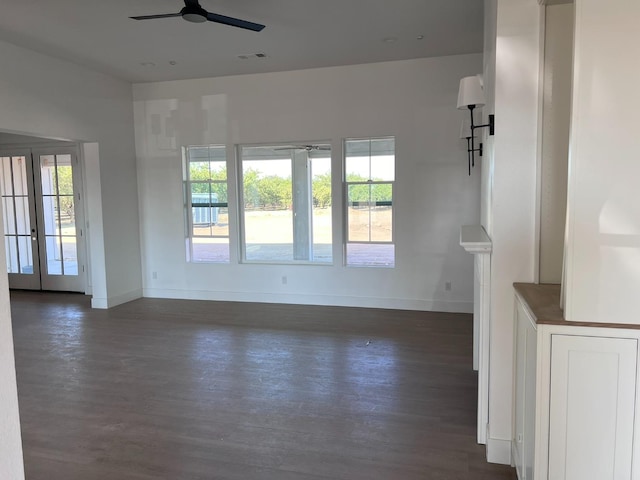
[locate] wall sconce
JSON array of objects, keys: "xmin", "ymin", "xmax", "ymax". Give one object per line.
[
  {"xmin": 460, "ymin": 118, "xmax": 477, "ymax": 176},
  {"xmin": 457, "ymin": 75, "xmax": 495, "ymax": 174}
]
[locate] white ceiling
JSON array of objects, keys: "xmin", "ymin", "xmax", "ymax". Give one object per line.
[{"xmin": 0, "ymin": 0, "xmax": 483, "ymax": 83}]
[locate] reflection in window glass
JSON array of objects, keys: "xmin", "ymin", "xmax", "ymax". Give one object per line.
[
  {"xmin": 184, "ymin": 145, "xmax": 230, "ymax": 263},
  {"xmin": 345, "ymin": 137, "xmax": 395, "ymax": 267},
  {"xmin": 239, "ymin": 144, "xmax": 332, "ymax": 264}
]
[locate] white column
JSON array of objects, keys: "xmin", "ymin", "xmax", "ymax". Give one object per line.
[
  {"xmin": 482, "ymin": 0, "xmax": 542, "ymax": 464},
  {"xmin": 460, "ymin": 225, "xmax": 492, "ymax": 445},
  {"xmin": 563, "ymin": 0, "xmax": 640, "ymax": 324}
]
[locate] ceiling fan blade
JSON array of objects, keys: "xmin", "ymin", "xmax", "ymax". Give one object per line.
[
  {"xmin": 206, "ymin": 12, "xmax": 265, "ymax": 32},
  {"xmin": 130, "ymin": 13, "xmax": 182, "ymax": 20}
]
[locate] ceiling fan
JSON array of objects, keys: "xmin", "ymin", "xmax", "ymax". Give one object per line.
[
  {"xmin": 275, "ymin": 145, "xmax": 331, "ymax": 152},
  {"xmin": 130, "ymin": 0, "xmax": 266, "ymax": 32}
]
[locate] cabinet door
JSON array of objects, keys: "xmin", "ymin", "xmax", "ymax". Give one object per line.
[
  {"xmin": 514, "ymin": 301, "xmax": 527, "ymax": 479},
  {"xmin": 548, "ymin": 335, "xmax": 637, "ymax": 480},
  {"xmin": 523, "ymin": 319, "xmax": 536, "ymax": 480},
  {"xmin": 514, "ymin": 298, "xmax": 537, "ymax": 480}
]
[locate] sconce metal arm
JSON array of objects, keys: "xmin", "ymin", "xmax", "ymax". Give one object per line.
[{"xmin": 464, "ymin": 105, "xmax": 495, "ymax": 175}]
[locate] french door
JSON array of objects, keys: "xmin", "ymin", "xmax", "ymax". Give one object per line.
[{"xmin": 0, "ymin": 147, "xmax": 85, "ymax": 292}]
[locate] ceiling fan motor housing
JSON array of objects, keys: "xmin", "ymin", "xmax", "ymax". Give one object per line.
[{"xmin": 181, "ymin": 5, "xmax": 207, "ymax": 23}]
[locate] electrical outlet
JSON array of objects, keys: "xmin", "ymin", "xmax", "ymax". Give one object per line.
[
  {"xmin": 445, "ymin": 281, "xmax": 452, "ymax": 291},
  {"xmin": 152, "ymin": 271, "xmax": 158, "ymax": 280},
  {"xmin": 282, "ymin": 276, "xmax": 287, "ymax": 285}
]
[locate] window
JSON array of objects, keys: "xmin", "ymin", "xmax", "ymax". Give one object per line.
[
  {"xmin": 238, "ymin": 144, "xmax": 332, "ymax": 264},
  {"xmin": 183, "ymin": 145, "xmax": 229, "ymax": 263},
  {"xmin": 345, "ymin": 137, "xmax": 395, "ymax": 267}
]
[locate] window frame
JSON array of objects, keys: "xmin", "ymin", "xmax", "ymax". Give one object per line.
[
  {"xmin": 236, "ymin": 142, "xmax": 333, "ymax": 265},
  {"xmin": 343, "ymin": 136, "xmax": 396, "ymax": 267},
  {"xmin": 183, "ymin": 145, "xmax": 230, "ymax": 264}
]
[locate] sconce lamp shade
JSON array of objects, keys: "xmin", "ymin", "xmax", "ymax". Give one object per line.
[{"xmin": 457, "ymin": 75, "xmax": 485, "ymax": 110}]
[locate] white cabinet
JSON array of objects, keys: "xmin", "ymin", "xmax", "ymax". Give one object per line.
[{"xmin": 513, "ymin": 287, "xmax": 640, "ymax": 480}]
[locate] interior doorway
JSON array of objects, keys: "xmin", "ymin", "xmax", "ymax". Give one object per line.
[{"xmin": 0, "ymin": 146, "xmax": 86, "ymax": 292}]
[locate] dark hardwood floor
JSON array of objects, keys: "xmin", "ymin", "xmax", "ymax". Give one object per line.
[{"xmin": 10, "ymin": 291, "xmax": 516, "ymax": 480}]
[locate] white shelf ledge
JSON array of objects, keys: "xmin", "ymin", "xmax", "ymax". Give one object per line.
[{"xmin": 460, "ymin": 225, "xmax": 492, "ymax": 254}]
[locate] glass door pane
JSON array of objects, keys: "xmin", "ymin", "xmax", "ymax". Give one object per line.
[
  {"xmin": 0, "ymin": 152, "xmax": 40, "ymax": 289},
  {"xmin": 39, "ymin": 154, "xmax": 78, "ymax": 276}
]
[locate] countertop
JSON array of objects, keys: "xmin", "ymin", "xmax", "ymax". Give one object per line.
[{"xmin": 514, "ymin": 282, "xmax": 640, "ymax": 330}]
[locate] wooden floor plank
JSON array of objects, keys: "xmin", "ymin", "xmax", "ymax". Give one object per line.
[{"xmin": 11, "ymin": 291, "xmax": 516, "ymax": 480}]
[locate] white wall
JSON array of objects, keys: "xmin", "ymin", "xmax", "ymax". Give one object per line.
[
  {"xmin": 0, "ymin": 39, "xmax": 143, "ymax": 307},
  {"xmin": 482, "ymin": 0, "xmax": 542, "ymax": 464},
  {"xmin": 0, "ymin": 133, "xmax": 72, "ymax": 145},
  {"xmin": 133, "ymin": 56, "xmax": 482, "ymax": 312},
  {"xmin": 0, "ymin": 258, "xmax": 24, "ymax": 478},
  {"xmin": 564, "ymin": 0, "xmax": 640, "ymax": 324},
  {"xmin": 539, "ymin": 4, "xmax": 573, "ymax": 284}
]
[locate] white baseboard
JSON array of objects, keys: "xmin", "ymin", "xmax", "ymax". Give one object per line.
[
  {"xmin": 141, "ymin": 288, "xmax": 473, "ymax": 313},
  {"xmin": 91, "ymin": 288, "xmax": 142, "ymax": 309},
  {"xmin": 485, "ymin": 424, "xmax": 512, "ymax": 465}
]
